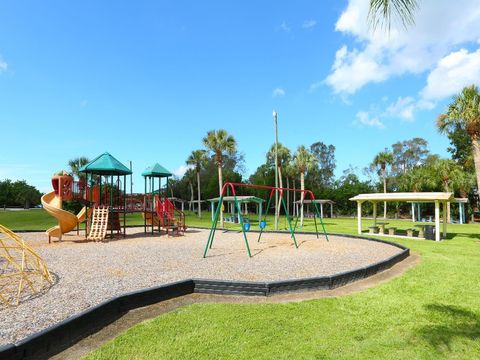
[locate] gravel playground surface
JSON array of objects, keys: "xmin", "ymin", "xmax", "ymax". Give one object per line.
[{"xmin": 0, "ymin": 227, "xmax": 403, "ymax": 345}]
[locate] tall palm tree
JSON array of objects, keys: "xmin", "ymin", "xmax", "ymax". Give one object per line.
[
  {"xmin": 368, "ymin": 0, "xmax": 419, "ymax": 31},
  {"xmin": 203, "ymin": 129, "xmax": 237, "ymax": 227},
  {"xmin": 438, "ymin": 85, "xmax": 480, "ymax": 195},
  {"xmin": 68, "ymin": 156, "xmax": 90, "ymax": 182},
  {"xmin": 186, "ymin": 149, "xmax": 208, "ymax": 217},
  {"xmin": 434, "ymin": 159, "xmax": 462, "ymax": 223},
  {"xmin": 373, "ymin": 149, "xmax": 394, "ymax": 218},
  {"xmin": 292, "ymin": 146, "xmax": 317, "ymax": 226},
  {"xmin": 267, "ymin": 143, "xmax": 291, "ymax": 228}
]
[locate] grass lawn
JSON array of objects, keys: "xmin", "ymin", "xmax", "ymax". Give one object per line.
[
  {"xmin": 79, "ymin": 217, "xmax": 480, "ymax": 359},
  {"xmin": 2, "ymin": 210, "xmax": 480, "ymax": 358}
]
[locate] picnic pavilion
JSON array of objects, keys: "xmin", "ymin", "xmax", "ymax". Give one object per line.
[{"xmin": 350, "ymin": 192, "xmax": 454, "ymax": 241}]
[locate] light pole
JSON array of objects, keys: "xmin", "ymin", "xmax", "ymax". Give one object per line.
[
  {"xmin": 128, "ymin": 160, "xmax": 133, "ymax": 194},
  {"xmin": 273, "ymin": 110, "xmax": 279, "ymax": 230}
]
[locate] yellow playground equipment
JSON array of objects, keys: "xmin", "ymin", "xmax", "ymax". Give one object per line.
[
  {"xmin": 41, "ymin": 172, "xmax": 87, "ymax": 243},
  {"xmin": 0, "ymin": 224, "xmax": 53, "ymax": 306}
]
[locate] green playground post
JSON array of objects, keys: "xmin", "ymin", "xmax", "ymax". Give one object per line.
[
  {"xmin": 292, "ymin": 194, "xmax": 305, "ymax": 235},
  {"xmin": 232, "ymin": 193, "xmax": 252, "ymax": 257},
  {"xmin": 311, "ymin": 200, "xmax": 329, "ymax": 241},
  {"xmin": 257, "ymin": 190, "xmax": 274, "ymax": 243},
  {"xmin": 281, "ymin": 196, "xmax": 298, "ymax": 248},
  {"xmin": 204, "ymin": 194, "xmax": 223, "ymax": 257}
]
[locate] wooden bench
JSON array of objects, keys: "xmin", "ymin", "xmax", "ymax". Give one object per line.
[{"xmin": 368, "ymin": 226, "xmax": 379, "ymax": 234}]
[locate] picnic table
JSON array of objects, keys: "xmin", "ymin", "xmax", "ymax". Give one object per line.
[
  {"xmin": 415, "ymin": 223, "xmax": 435, "ymax": 239},
  {"xmin": 375, "ymin": 222, "xmax": 389, "ymax": 234}
]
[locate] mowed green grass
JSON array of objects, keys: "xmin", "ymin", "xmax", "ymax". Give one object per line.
[
  {"xmin": 2, "ymin": 210, "xmax": 480, "ymax": 358},
  {"xmin": 82, "ymin": 219, "xmax": 480, "ymax": 359}
]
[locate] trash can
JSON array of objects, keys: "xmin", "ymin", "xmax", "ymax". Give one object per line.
[{"xmin": 424, "ymin": 225, "xmax": 435, "ymax": 240}]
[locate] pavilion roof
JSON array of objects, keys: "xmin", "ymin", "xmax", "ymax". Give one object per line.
[
  {"xmin": 208, "ymin": 196, "xmax": 265, "ymax": 204},
  {"xmin": 142, "ymin": 163, "xmax": 172, "ymax": 178},
  {"xmin": 79, "ymin": 152, "xmax": 132, "ymax": 175},
  {"xmin": 350, "ymin": 192, "xmax": 454, "ymax": 202}
]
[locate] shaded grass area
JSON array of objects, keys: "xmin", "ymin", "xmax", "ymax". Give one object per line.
[{"xmin": 83, "ymin": 220, "xmax": 480, "ymax": 359}]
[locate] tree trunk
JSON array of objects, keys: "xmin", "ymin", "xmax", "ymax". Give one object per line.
[
  {"xmin": 196, "ymin": 170, "xmax": 201, "ymax": 217},
  {"xmin": 218, "ymin": 164, "xmax": 224, "ymax": 227},
  {"xmin": 189, "ymin": 182, "xmax": 194, "ymax": 211},
  {"xmin": 444, "ymin": 182, "xmax": 451, "ymax": 224},
  {"xmin": 286, "ymin": 177, "xmax": 290, "ymax": 216},
  {"xmin": 383, "ymin": 169, "xmax": 387, "ymax": 219},
  {"xmin": 293, "ymin": 179, "xmax": 296, "ymax": 216},
  {"xmin": 276, "ymin": 166, "xmax": 283, "ymax": 229},
  {"xmin": 472, "ymin": 137, "xmax": 480, "ymax": 210},
  {"xmin": 300, "ymin": 171, "xmax": 305, "ymax": 226}
]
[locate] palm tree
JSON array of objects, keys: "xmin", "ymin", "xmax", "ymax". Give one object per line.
[
  {"xmin": 438, "ymin": 85, "xmax": 480, "ymax": 195},
  {"xmin": 68, "ymin": 156, "xmax": 90, "ymax": 181},
  {"xmin": 373, "ymin": 149, "xmax": 394, "ymax": 218},
  {"xmin": 368, "ymin": 0, "xmax": 419, "ymax": 31},
  {"xmin": 292, "ymin": 146, "xmax": 317, "ymax": 226},
  {"xmin": 186, "ymin": 150, "xmax": 208, "ymax": 217},
  {"xmin": 434, "ymin": 159, "xmax": 462, "ymax": 223},
  {"xmin": 203, "ymin": 129, "xmax": 237, "ymax": 227},
  {"xmin": 267, "ymin": 143, "xmax": 291, "ymax": 228}
]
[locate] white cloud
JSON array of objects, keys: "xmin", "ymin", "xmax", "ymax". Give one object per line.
[
  {"xmin": 355, "ymin": 111, "xmax": 384, "ymax": 128},
  {"xmin": 420, "ymin": 48, "xmax": 480, "ymax": 101},
  {"xmin": 302, "ymin": 20, "xmax": 317, "ymax": 29},
  {"xmin": 280, "ymin": 21, "xmax": 291, "ymax": 32},
  {"xmin": 0, "ymin": 58, "xmax": 7, "ymax": 72},
  {"xmin": 386, "ymin": 96, "xmax": 415, "ymax": 121},
  {"xmin": 326, "ymin": 0, "xmax": 480, "ymax": 97},
  {"xmin": 272, "ymin": 87, "xmax": 285, "ymax": 97},
  {"xmin": 172, "ymin": 165, "xmax": 191, "ymax": 178}
]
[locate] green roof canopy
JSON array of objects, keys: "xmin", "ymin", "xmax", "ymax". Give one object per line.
[
  {"xmin": 79, "ymin": 152, "xmax": 132, "ymax": 175},
  {"xmin": 142, "ymin": 163, "xmax": 172, "ymax": 178}
]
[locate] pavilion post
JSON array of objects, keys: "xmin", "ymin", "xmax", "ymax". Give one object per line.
[
  {"xmin": 373, "ymin": 202, "xmax": 377, "ymax": 226},
  {"xmin": 435, "ymin": 200, "xmax": 440, "ymax": 241},
  {"xmin": 320, "ymin": 203, "xmax": 324, "ymax": 219},
  {"xmin": 411, "ymin": 203, "xmax": 415, "ymax": 222},
  {"xmin": 357, "ymin": 201, "xmax": 363, "ymax": 234},
  {"xmin": 443, "ymin": 201, "xmax": 447, "ymax": 238},
  {"xmin": 459, "ymin": 203, "xmax": 464, "ymax": 224},
  {"xmin": 211, "ymin": 202, "xmax": 214, "ymax": 222},
  {"xmin": 330, "ymin": 203, "xmax": 333, "ymax": 218}
]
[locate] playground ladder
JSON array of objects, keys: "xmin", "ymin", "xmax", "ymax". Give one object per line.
[{"xmin": 87, "ymin": 206, "xmax": 109, "ymax": 241}]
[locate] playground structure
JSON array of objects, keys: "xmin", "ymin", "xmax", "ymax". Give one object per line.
[
  {"xmin": 0, "ymin": 224, "xmax": 53, "ymax": 306},
  {"xmin": 41, "ymin": 153, "xmax": 187, "ymax": 243},
  {"xmin": 41, "ymin": 171, "xmax": 88, "ymax": 243},
  {"xmin": 142, "ymin": 163, "xmax": 186, "ymax": 236},
  {"xmin": 204, "ymin": 182, "xmax": 329, "ymax": 258}
]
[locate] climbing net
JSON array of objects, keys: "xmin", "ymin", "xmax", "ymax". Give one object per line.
[{"xmin": 0, "ymin": 225, "xmax": 53, "ymax": 306}]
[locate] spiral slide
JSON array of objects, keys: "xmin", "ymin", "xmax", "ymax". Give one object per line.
[{"xmin": 41, "ymin": 191, "xmax": 87, "ymax": 242}]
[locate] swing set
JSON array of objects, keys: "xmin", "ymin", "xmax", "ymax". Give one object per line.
[{"xmin": 203, "ymin": 182, "xmax": 329, "ymax": 258}]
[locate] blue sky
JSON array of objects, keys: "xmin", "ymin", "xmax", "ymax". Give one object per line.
[{"xmin": 1, "ymin": 0, "xmax": 480, "ymax": 192}]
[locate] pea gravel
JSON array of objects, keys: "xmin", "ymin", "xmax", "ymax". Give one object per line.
[{"xmin": 0, "ymin": 227, "xmax": 402, "ymax": 345}]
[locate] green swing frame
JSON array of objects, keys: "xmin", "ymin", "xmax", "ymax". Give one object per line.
[{"xmin": 203, "ymin": 182, "xmax": 328, "ymax": 258}]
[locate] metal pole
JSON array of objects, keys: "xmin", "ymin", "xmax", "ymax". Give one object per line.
[
  {"xmin": 129, "ymin": 161, "xmax": 133, "ymax": 195},
  {"xmin": 273, "ymin": 110, "xmax": 278, "ymax": 231}
]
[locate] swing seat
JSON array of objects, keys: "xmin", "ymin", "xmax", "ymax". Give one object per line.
[
  {"xmin": 244, "ymin": 223, "xmax": 251, "ymax": 231},
  {"xmin": 259, "ymin": 220, "xmax": 267, "ymax": 230}
]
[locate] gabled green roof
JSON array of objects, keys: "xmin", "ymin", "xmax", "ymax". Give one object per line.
[
  {"xmin": 79, "ymin": 152, "xmax": 132, "ymax": 175},
  {"xmin": 142, "ymin": 163, "xmax": 172, "ymax": 178}
]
